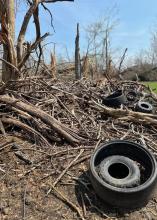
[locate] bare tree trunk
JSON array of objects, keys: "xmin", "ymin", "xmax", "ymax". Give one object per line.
[
  {"xmin": 2, "ymin": 0, "xmax": 16, "ymax": 82},
  {"xmin": 7, "ymin": 0, "xmax": 15, "ymax": 41},
  {"xmin": 0, "ymin": 0, "xmax": 74, "ymax": 82},
  {"xmin": 50, "ymin": 47, "xmax": 57, "ymax": 79},
  {"xmin": 75, "ymin": 23, "xmax": 81, "ymax": 80},
  {"xmin": 118, "ymin": 48, "xmax": 128, "ymax": 79},
  {"xmin": 105, "ymin": 29, "xmax": 109, "ymax": 75}
]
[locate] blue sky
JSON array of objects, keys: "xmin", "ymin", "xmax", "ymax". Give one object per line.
[{"xmin": 16, "ymin": 0, "xmax": 157, "ymax": 61}]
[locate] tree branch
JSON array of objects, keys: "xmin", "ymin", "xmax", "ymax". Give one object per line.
[
  {"xmin": 0, "ymin": 94, "xmax": 85, "ymax": 144},
  {"xmin": 18, "ymin": 33, "xmax": 49, "ymax": 69},
  {"xmin": 33, "ymin": 5, "xmax": 43, "ymax": 74},
  {"xmin": 17, "ymin": 0, "xmax": 39, "ymax": 63},
  {"xmin": 41, "ymin": 0, "xmax": 74, "ymax": 3},
  {"xmin": 41, "ymin": 3, "xmax": 55, "ymax": 32},
  {"xmin": 0, "ymin": 58, "xmax": 20, "ymax": 75}
]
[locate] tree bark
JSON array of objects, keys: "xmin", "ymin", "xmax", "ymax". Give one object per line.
[
  {"xmin": 7, "ymin": 0, "xmax": 15, "ymax": 41},
  {"xmin": 2, "ymin": 0, "xmax": 16, "ymax": 82},
  {"xmin": 75, "ymin": 23, "xmax": 81, "ymax": 80},
  {"xmin": 0, "ymin": 0, "xmax": 74, "ymax": 82},
  {"xmin": 1, "ymin": 116, "xmax": 52, "ymax": 147},
  {"xmin": 0, "ymin": 94, "xmax": 85, "ymax": 144}
]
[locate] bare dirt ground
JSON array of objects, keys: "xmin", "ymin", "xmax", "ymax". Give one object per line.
[
  {"xmin": 1, "ymin": 79, "xmax": 157, "ymax": 220},
  {"xmin": 1, "ymin": 136, "xmax": 157, "ymax": 220}
]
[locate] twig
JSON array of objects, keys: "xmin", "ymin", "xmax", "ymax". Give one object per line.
[
  {"xmin": 0, "ymin": 119, "xmax": 6, "ymax": 136},
  {"xmin": 56, "ymin": 96, "xmax": 90, "ymax": 136},
  {"xmin": 67, "ymin": 172, "xmax": 90, "ymax": 190},
  {"xmin": 0, "ymin": 166, "xmax": 5, "ymax": 173},
  {"xmin": 0, "ymin": 94, "xmax": 85, "ymax": 144},
  {"xmin": 0, "ymin": 58, "xmax": 20, "ymax": 75},
  {"xmin": 14, "ymin": 150, "xmax": 32, "ymax": 165},
  {"xmin": 0, "ymin": 140, "xmax": 14, "ymax": 151},
  {"xmin": 22, "ymin": 186, "xmax": 27, "ymax": 220},
  {"xmin": 48, "ymin": 149, "xmax": 84, "ymax": 192},
  {"xmin": 81, "ymin": 193, "xmax": 87, "ymax": 218},
  {"xmin": 85, "ymin": 193, "xmax": 117, "ymax": 220},
  {"xmin": 49, "ymin": 184, "xmax": 85, "ymax": 220},
  {"xmin": 71, "ymin": 154, "xmax": 91, "ymax": 167},
  {"xmin": 94, "ymin": 139, "xmax": 102, "ymax": 150},
  {"xmin": 1, "ymin": 116, "xmax": 51, "ymax": 148},
  {"xmin": 22, "ymin": 162, "xmax": 44, "ymax": 177}
]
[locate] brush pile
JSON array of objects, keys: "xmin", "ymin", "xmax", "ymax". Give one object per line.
[
  {"xmin": 1, "ymin": 78, "xmax": 157, "ymax": 146},
  {"xmin": 1, "ymin": 78, "xmax": 157, "ymax": 220}
]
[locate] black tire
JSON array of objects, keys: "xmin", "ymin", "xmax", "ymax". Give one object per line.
[
  {"xmin": 89, "ymin": 140, "xmax": 157, "ymax": 209},
  {"xmin": 135, "ymin": 101, "xmax": 153, "ymax": 113},
  {"xmin": 102, "ymin": 90, "xmax": 126, "ymax": 108},
  {"xmin": 126, "ymin": 91, "xmax": 138, "ymax": 102},
  {"xmin": 100, "ymin": 155, "xmax": 140, "ymax": 188}
]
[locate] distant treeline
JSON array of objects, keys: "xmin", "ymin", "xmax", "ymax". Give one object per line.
[{"xmin": 121, "ymin": 64, "xmax": 157, "ymax": 81}]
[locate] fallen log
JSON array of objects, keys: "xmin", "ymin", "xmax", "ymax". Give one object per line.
[
  {"xmin": 11, "ymin": 106, "xmax": 61, "ymax": 142},
  {"xmin": 1, "ymin": 116, "xmax": 51, "ymax": 147},
  {"xmin": 0, "ymin": 95, "xmax": 85, "ymax": 144},
  {"xmin": 92, "ymin": 100, "xmax": 157, "ymax": 127}
]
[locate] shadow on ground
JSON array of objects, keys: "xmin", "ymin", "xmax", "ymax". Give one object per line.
[{"xmin": 75, "ymin": 171, "xmax": 141, "ymax": 219}]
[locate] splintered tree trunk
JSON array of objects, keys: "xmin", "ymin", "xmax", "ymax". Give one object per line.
[
  {"xmin": 2, "ymin": 0, "xmax": 16, "ymax": 82},
  {"xmin": 50, "ymin": 53, "xmax": 57, "ymax": 78},
  {"xmin": 7, "ymin": 0, "xmax": 15, "ymax": 41},
  {"xmin": 82, "ymin": 56, "xmax": 89, "ymax": 78},
  {"xmin": 75, "ymin": 23, "xmax": 81, "ymax": 80},
  {"xmin": 50, "ymin": 45, "xmax": 56, "ymax": 78},
  {"xmin": 0, "ymin": 0, "xmax": 75, "ymax": 82}
]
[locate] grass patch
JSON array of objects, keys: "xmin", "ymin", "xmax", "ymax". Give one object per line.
[{"xmin": 142, "ymin": 81, "xmax": 157, "ymax": 93}]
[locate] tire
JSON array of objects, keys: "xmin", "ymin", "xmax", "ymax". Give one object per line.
[
  {"xmin": 89, "ymin": 140, "xmax": 157, "ymax": 209},
  {"xmin": 102, "ymin": 90, "xmax": 126, "ymax": 108},
  {"xmin": 135, "ymin": 101, "xmax": 153, "ymax": 113},
  {"xmin": 126, "ymin": 91, "xmax": 138, "ymax": 102},
  {"xmin": 100, "ymin": 155, "xmax": 140, "ymax": 188}
]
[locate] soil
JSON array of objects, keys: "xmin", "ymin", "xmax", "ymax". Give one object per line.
[{"xmin": 1, "ymin": 135, "xmax": 157, "ymax": 220}]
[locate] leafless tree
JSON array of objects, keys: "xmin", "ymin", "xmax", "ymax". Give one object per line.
[
  {"xmin": 0, "ymin": 0, "xmax": 74, "ymax": 82},
  {"xmin": 84, "ymin": 11, "xmax": 118, "ymax": 79},
  {"xmin": 75, "ymin": 23, "xmax": 81, "ymax": 79}
]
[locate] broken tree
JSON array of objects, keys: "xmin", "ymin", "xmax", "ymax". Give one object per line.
[{"xmin": 0, "ymin": 0, "xmax": 74, "ymax": 82}]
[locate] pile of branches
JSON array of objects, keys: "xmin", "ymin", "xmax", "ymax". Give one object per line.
[
  {"xmin": 0, "ymin": 78, "xmax": 157, "ymax": 151},
  {"xmin": 1, "ymin": 78, "xmax": 157, "ymax": 219}
]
